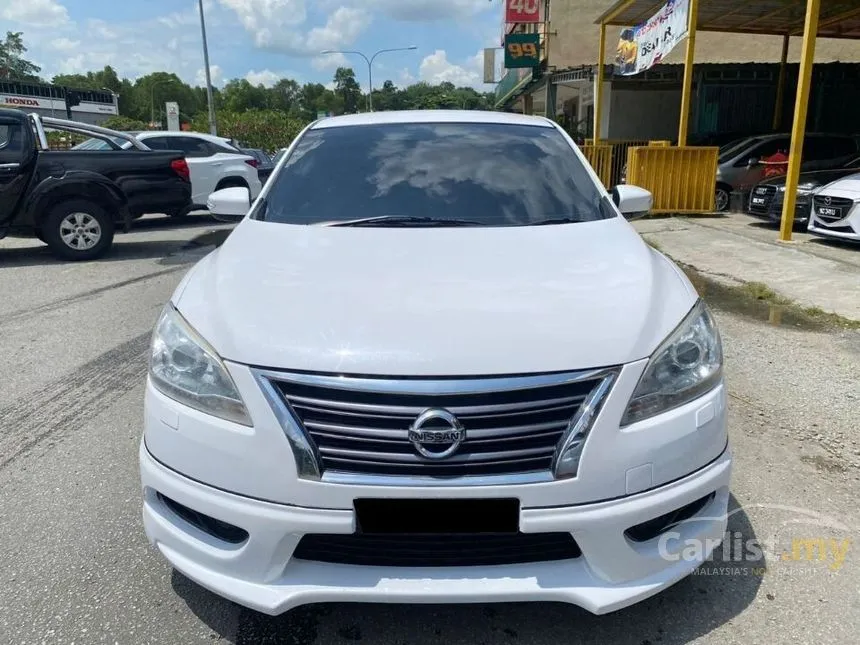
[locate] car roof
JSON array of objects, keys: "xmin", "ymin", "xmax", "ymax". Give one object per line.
[
  {"xmin": 310, "ymin": 110, "xmax": 556, "ymax": 130},
  {"xmin": 135, "ymin": 130, "xmax": 233, "ymax": 145}
]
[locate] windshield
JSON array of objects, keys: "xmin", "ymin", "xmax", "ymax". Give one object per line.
[
  {"xmin": 718, "ymin": 137, "xmax": 759, "ymax": 163},
  {"xmin": 256, "ymin": 122, "xmax": 608, "ymax": 227}
]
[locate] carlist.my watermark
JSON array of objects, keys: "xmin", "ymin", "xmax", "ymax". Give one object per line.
[{"xmin": 655, "ymin": 504, "xmax": 855, "ymax": 576}]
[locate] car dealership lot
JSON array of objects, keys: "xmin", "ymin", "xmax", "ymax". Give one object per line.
[{"xmin": 1, "ymin": 219, "xmax": 859, "ymax": 645}]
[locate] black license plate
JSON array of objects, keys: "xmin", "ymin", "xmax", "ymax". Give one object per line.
[
  {"xmin": 818, "ymin": 206, "xmax": 841, "ymax": 218},
  {"xmin": 354, "ymin": 498, "xmax": 520, "ymax": 534},
  {"xmin": 752, "ymin": 197, "xmax": 766, "ymax": 205}
]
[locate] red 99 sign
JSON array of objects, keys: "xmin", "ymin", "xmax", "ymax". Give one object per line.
[{"xmin": 505, "ymin": 0, "xmax": 541, "ymax": 24}]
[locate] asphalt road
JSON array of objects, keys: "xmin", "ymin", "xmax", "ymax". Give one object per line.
[{"xmin": 1, "ymin": 217, "xmax": 859, "ymax": 644}]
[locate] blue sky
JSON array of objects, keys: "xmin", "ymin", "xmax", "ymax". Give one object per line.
[{"xmin": 2, "ymin": 0, "xmax": 506, "ymax": 91}]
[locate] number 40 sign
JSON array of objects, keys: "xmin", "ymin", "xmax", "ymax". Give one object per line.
[{"xmin": 505, "ymin": 0, "xmax": 541, "ymax": 23}]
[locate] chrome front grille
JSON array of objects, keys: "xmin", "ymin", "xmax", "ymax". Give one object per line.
[
  {"xmin": 259, "ymin": 369, "xmax": 614, "ymax": 481},
  {"xmin": 748, "ymin": 185, "xmax": 776, "ymax": 214}
]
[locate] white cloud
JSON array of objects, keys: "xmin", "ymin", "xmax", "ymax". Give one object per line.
[
  {"xmin": 306, "ymin": 7, "xmax": 371, "ymax": 52},
  {"xmin": 50, "ymin": 37, "xmax": 81, "ymax": 53},
  {"xmin": 245, "ymin": 69, "xmax": 282, "ymax": 87},
  {"xmin": 88, "ymin": 19, "xmax": 120, "ymax": 40},
  {"xmin": 197, "ymin": 64, "xmax": 225, "ymax": 87},
  {"xmin": 419, "ymin": 50, "xmax": 486, "ymax": 88},
  {"xmin": 217, "ymin": 0, "xmax": 307, "ymax": 48},
  {"xmin": 349, "ymin": 0, "xmax": 489, "ymax": 21},
  {"xmin": 0, "ymin": 0, "xmax": 70, "ymax": 27},
  {"xmin": 159, "ymin": 0, "xmax": 215, "ymax": 29},
  {"xmin": 312, "ymin": 52, "xmax": 349, "ymax": 72}
]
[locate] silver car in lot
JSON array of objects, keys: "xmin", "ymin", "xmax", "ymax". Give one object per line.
[{"xmin": 715, "ymin": 133, "xmax": 859, "ymax": 211}]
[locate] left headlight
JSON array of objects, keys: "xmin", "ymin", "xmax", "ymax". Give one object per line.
[
  {"xmin": 621, "ymin": 300, "xmax": 723, "ymax": 426},
  {"xmin": 149, "ymin": 304, "xmax": 252, "ymax": 426}
]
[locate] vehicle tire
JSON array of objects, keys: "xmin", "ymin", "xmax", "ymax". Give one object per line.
[
  {"xmin": 168, "ymin": 206, "xmax": 193, "ymax": 219},
  {"xmin": 714, "ymin": 185, "xmax": 731, "ymax": 212},
  {"xmin": 41, "ymin": 199, "xmax": 115, "ymax": 261}
]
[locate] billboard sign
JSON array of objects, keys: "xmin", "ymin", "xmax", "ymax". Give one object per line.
[
  {"xmin": 165, "ymin": 101, "xmax": 180, "ymax": 131},
  {"xmin": 0, "ymin": 93, "xmax": 118, "ymax": 115},
  {"xmin": 614, "ymin": 0, "xmax": 689, "ymax": 76},
  {"xmin": 505, "ymin": 0, "xmax": 541, "ymax": 24},
  {"xmin": 483, "ymin": 48, "xmax": 497, "ymax": 83},
  {"xmin": 504, "ymin": 33, "xmax": 541, "ymax": 69}
]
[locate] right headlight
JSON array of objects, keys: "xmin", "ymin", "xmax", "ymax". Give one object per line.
[
  {"xmin": 621, "ymin": 300, "xmax": 723, "ymax": 426},
  {"xmin": 149, "ymin": 304, "xmax": 252, "ymax": 426}
]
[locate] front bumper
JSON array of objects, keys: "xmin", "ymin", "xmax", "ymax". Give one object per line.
[
  {"xmin": 141, "ymin": 441, "xmax": 732, "ymax": 616},
  {"xmin": 808, "ymin": 203, "xmax": 860, "ymax": 241}
]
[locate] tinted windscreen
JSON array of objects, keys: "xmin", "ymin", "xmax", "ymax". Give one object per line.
[{"xmin": 257, "ymin": 123, "xmax": 609, "ymax": 226}]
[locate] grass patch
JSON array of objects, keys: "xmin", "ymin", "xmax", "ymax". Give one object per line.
[
  {"xmin": 739, "ymin": 281, "xmax": 793, "ymax": 306},
  {"xmin": 800, "ymin": 306, "xmax": 860, "ymax": 330},
  {"xmin": 671, "ymin": 260, "xmax": 860, "ymax": 331}
]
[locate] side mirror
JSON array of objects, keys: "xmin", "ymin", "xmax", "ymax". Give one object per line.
[
  {"xmin": 611, "ymin": 184, "xmax": 653, "ymax": 220},
  {"xmin": 207, "ymin": 186, "xmax": 250, "ymax": 222}
]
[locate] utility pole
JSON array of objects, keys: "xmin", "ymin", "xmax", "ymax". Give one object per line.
[{"xmin": 199, "ymin": 0, "xmax": 218, "ymax": 135}]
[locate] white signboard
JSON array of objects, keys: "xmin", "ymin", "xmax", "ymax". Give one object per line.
[
  {"xmin": 166, "ymin": 101, "xmax": 180, "ymax": 131},
  {"xmin": 483, "ymin": 48, "xmax": 496, "ymax": 84},
  {"xmin": 0, "ymin": 94, "xmax": 118, "ymax": 115},
  {"xmin": 614, "ymin": 0, "xmax": 689, "ymax": 76}
]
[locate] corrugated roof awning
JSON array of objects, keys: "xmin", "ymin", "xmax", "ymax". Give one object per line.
[{"xmin": 596, "ymin": 0, "xmax": 860, "ymax": 39}]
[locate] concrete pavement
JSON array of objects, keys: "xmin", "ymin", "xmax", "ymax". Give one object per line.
[{"xmin": 634, "ymin": 212, "xmax": 860, "ymax": 322}]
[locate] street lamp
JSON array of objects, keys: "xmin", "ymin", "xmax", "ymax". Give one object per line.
[
  {"xmin": 150, "ymin": 79, "xmax": 175, "ymax": 126},
  {"xmin": 101, "ymin": 87, "xmax": 119, "ymax": 114},
  {"xmin": 320, "ymin": 46, "xmax": 417, "ymax": 112},
  {"xmin": 198, "ymin": 0, "xmax": 218, "ymax": 135}
]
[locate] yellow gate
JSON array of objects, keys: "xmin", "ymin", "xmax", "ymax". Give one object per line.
[
  {"xmin": 581, "ymin": 142, "xmax": 614, "ymax": 188},
  {"xmin": 626, "ymin": 146, "xmax": 719, "ymax": 213}
]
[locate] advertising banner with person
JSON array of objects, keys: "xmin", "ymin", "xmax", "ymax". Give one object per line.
[{"xmin": 615, "ymin": 0, "xmax": 690, "ymax": 76}]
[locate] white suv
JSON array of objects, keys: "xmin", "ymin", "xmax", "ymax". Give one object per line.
[
  {"xmin": 132, "ymin": 131, "xmax": 262, "ymax": 209},
  {"xmin": 140, "ymin": 111, "xmax": 732, "ymax": 617}
]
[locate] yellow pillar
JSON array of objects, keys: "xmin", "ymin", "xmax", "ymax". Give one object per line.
[
  {"xmin": 677, "ymin": 0, "xmax": 699, "ymax": 146},
  {"xmin": 773, "ymin": 35, "xmax": 790, "ymax": 131},
  {"xmin": 780, "ymin": 0, "xmax": 820, "ymax": 242},
  {"xmin": 593, "ymin": 23, "xmax": 606, "ymax": 145}
]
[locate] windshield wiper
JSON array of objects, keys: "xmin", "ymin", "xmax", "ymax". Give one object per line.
[
  {"xmin": 322, "ymin": 215, "xmax": 483, "ymax": 228},
  {"xmin": 526, "ymin": 217, "xmax": 582, "ymax": 226}
]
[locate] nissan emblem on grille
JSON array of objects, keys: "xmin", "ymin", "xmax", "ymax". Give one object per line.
[{"xmin": 408, "ymin": 408, "xmax": 466, "ymax": 460}]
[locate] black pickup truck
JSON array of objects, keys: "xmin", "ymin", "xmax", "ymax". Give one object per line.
[{"xmin": 0, "ymin": 108, "xmax": 192, "ymax": 260}]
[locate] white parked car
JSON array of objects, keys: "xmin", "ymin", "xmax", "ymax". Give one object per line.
[
  {"xmin": 74, "ymin": 130, "xmax": 263, "ymax": 211},
  {"xmin": 140, "ymin": 111, "xmax": 731, "ymax": 617},
  {"xmin": 807, "ymin": 173, "xmax": 860, "ymax": 242}
]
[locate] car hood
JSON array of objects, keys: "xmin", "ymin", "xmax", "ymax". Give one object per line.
[
  {"xmin": 818, "ymin": 174, "xmax": 860, "ymax": 196},
  {"xmin": 174, "ymin": 218, "xmax": 698, "ymax": 375},
  {"xmin": 761, "ymin": 168, "xmax": 860, "ymax": 188}
]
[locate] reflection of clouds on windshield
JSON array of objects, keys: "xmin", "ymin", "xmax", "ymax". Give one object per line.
[
  {"xmin": 367, "ymin": 125, "xmax": 596, "ymax": 223},
  {"xmin": 284, "ymin": 135, "xmax": 325, "ymax": 169}
]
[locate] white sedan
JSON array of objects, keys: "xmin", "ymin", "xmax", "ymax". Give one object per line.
[{"xmin": 140, "ymin": 110, "xmax": 731, "ymax": 617}]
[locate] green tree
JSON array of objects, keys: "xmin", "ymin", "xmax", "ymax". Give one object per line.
[
  {"xmin": 221, "ymin": 79, "xmax": 269, "ymax": 112},
  {"xmin": 334, "ymin": 67, "xmax": 362, "ymax": 114},
  {"xmin": 0, "ymin": 32, "xmax": 41, "ymax": 80}
]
